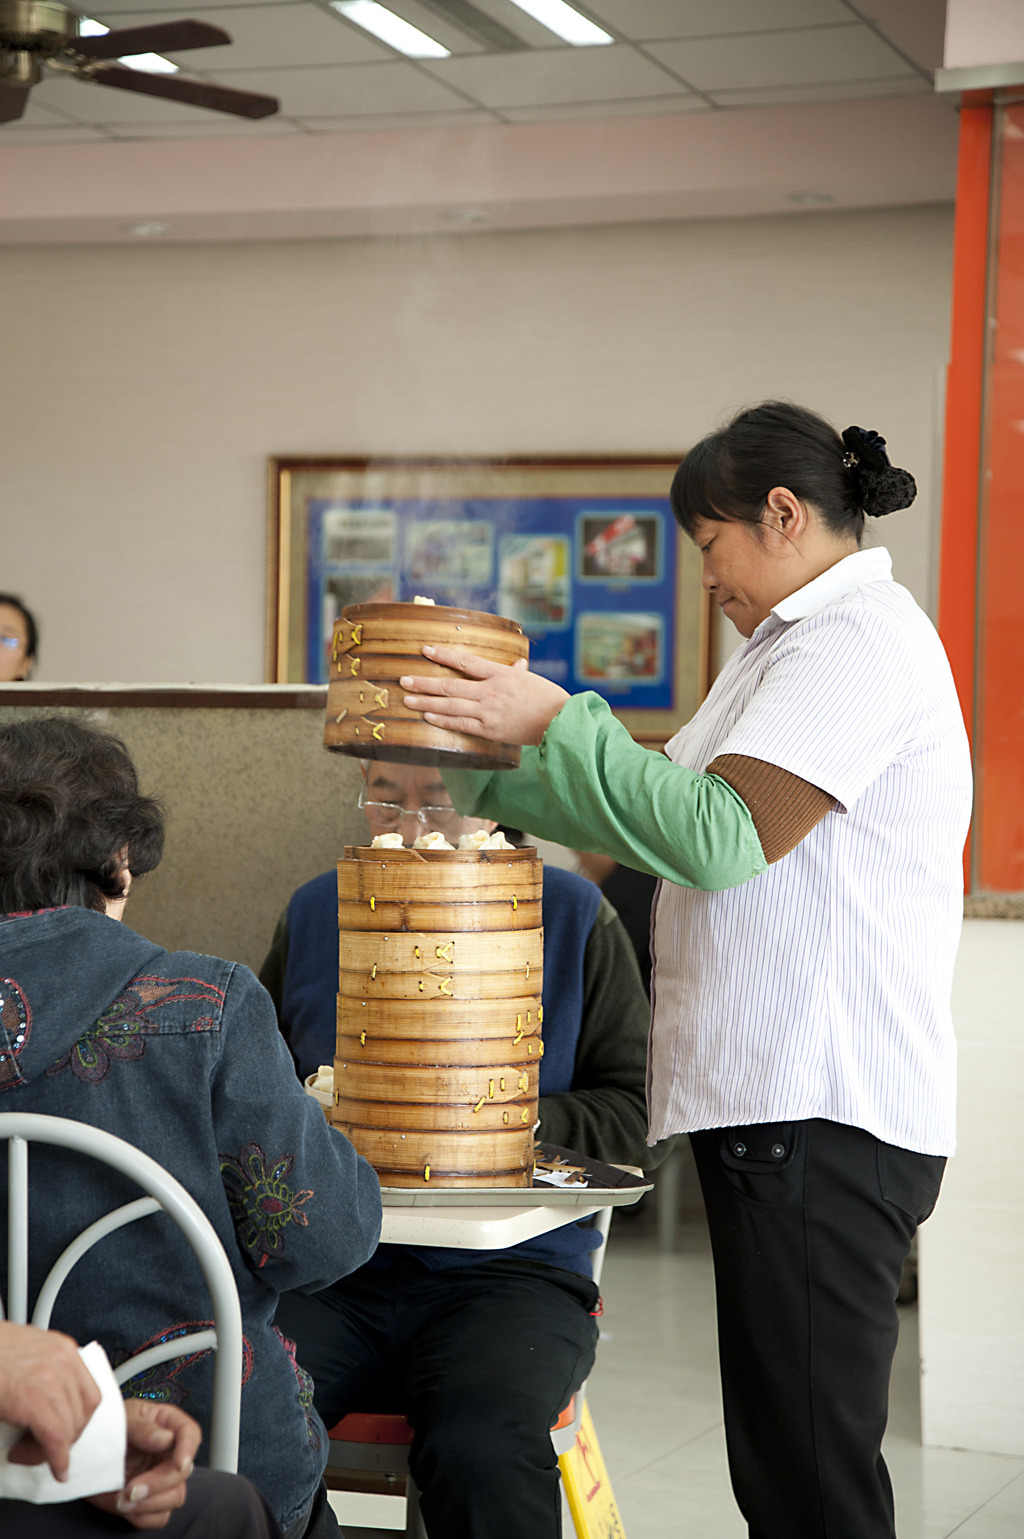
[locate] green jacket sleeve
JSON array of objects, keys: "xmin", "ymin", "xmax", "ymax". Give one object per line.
[
  {"xmin": 445, "ymin": 692, "xmax": 767, "ymax": 890},
  {"xmin": 537, "ymin": 895, "xmax": 675, "ymax": 1172}
]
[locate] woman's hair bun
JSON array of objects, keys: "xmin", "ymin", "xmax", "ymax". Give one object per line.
[{"xmin": 841, "ymin": 425, "xmax": 917, "ymax": 518}]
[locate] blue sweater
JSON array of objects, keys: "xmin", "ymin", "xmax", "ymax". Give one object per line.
[{"xmin": 281, "ymin": 863, "xmax": 604, "ymax": 1275}]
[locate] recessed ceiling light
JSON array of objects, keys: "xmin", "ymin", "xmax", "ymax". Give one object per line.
[
  {"xmin": 441, "ymin": 208, "xmax": 492, "ymax": 225},
  {"xmin": 330, "ymin": 1, "xmax": 450, "ymax": 58},
  {"xmin": 504, "ymin": 0, "xmax": 612, "ymax": 46},
  {"xmin": 788, "ymin": 191, "xmax": 835, "ymax": 205},
  {"xmin": 79, "ymin": 16, "xmax": 179, "ymax": 74},
  {"xmin": 126, "ymin": 222, "xmax": 171, "ymax": 237}
]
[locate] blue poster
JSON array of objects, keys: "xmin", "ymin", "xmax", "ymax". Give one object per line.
[{"xmin": 306, "ymin": 495, "xmax": 677, "ymax": 710}]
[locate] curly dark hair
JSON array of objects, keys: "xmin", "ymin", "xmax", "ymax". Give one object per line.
[{"xmin": 0, "ymin": 716, "xmax": 164, "ymax": 913}]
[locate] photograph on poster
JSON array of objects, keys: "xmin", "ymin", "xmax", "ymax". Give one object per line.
[
  {"xmin": 498, "ymin": 534, "xmax": 571, "ymax": 631},
  {"xmin": 322, "ymin": 508, "xmax": 397, "ymax": 568},
  {"xmin": 406, "ymin": 520, "xmax": 494, "ymax": 584},
  {"xmin": 579, "ymin": 513, "xmax": 661, "ymax": 581},
  {"xmin": 577, "ymin": 612, "xmax": 663, "ymax": 686}
]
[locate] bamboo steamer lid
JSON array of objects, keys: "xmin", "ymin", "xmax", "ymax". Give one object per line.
[
  {"xmin": 334, "ymin": 844, "xmax": 543, "ymax": 1188},
  {"xmin": 332, "ymin": 1124, "xmax": 536, "ymax": 1188},
  {"xmin": 323, "ymin": 601, "xmax": 528, "ymax": 770}
]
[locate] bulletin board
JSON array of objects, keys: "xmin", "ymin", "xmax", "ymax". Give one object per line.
[{"xmin": 268, "ymin": 458, "xmax": 711, "ymax": 745}]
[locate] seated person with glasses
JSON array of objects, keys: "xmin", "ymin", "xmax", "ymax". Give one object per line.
[{"xmin": 259, "ymin": 757, "xmax": 658, "ymax": 1539}]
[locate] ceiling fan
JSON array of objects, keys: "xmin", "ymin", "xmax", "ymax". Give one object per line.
[{"xmin": 0, "ymin": 1, "xmax": 279, "ymax": 123}]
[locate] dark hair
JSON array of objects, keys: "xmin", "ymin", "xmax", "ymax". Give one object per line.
[
  {"xmin": 0, "ymin": 717, "xmax": 164, "ymax": 913},
  {"xmin": 0, "ymin": 594, "xmax": 39, "ymax": 668},
  {"xmin": 670, "ymin": 401, "xmax": 917, "ymax": 543}
]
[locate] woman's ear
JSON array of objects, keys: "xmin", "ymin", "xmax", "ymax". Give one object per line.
[{"xmin": 764, "ymin": 486, "xmax": 807, "ymax": 540}]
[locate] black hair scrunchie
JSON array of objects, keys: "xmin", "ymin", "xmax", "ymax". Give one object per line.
[{"xmin": 841, "ymin": 425, "xmax": 917, "ymax": 517}]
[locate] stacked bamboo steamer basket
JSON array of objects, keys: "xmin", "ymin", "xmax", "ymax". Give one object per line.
[
  {"xmin": 332, "ymin": 845, "xmax": 544, "ymax": 1188},
  {"xmin": 323, "ymin": 601, "xmax": 528, "ymax": 770}
]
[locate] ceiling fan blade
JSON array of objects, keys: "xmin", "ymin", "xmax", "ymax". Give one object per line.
[
  {"xmin": 74, "ymin": 20, "xmax": 231, "ymax": 61},
  {"xmin": 0, "ymin": 83, "xmax": 29, "ymax": 122},
  {"xmin": 87, "ymin": 64, "xmax": 278, "ymax": 119}
]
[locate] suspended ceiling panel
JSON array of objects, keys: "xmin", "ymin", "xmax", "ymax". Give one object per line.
[
  {"xmin": 4, "ymin": 0, "xmax": 940, "ymax": 138},
  {"xmin": 0, "ymin": 0, "xmax": 956, "ymax": 241}
]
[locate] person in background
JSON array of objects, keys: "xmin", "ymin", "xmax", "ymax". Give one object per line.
[
  {"xmin": 0, "ymin": 717, "xmax": 382, "ymax": 1539},
  {"xmin": 0, "ymin": 1321, "xmax": 283, "ymax": 1537},
  {"xmin": 0, "ymin": 595, "xmax": 37, "ymax": 682},
  {"xmin": 397, "ymin": 402, "xmax": 973, "ymax": 1539},
  {"xmin": 575, "ymin": 851, "xmax": 657, "ymax": 996},
  {"xmin": 260, "ymin": 757, "xmax": 660, "ymax": 1539}
]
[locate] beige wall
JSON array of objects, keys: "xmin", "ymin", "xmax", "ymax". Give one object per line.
[
  {"xmin": 0, "ymin": 695, "xmax": 365, "ymax": 974},
  {"xmin": 1, "ymin": 203, "xmax": 952, "ymax": 685}
]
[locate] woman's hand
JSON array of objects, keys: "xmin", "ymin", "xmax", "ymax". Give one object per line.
[
  {"xmin": 0, "ymin": 1321, "xmax": 101, "ymax": 1481},
  {"xmin": 88, "ymin": 1401, "xmax": 201, "ymax": 1530},
  {"xmin": 400, "ymin": 646, "xmax": 570, "ymax": 746}
]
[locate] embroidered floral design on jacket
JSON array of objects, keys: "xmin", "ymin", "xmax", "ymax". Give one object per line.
[
  {"xmin": 46, "ymin": 976, "xmax": 224, "ymax": 1085},
  {"xmin": 115, "ymin": 1321, "xmax": 253, "ymax": 1406},
  {"xmin": 219, "ymin": 1141, "xmax": 314, "ymax": 1269},
  {"xmin": 0, "ymin": 977, "xmax": 31, "ymax": 1092},
  {"xmin": 272, "ymin": 1326, "xmax": 322, "ymax": 1453}
]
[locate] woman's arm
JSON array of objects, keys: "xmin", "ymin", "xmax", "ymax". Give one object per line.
[
  {"xmin": 406, "ymin": 650, "xmax": 832, "ymax": 888},
  {"xmin": 444, "ymin": 692, "xmax": 769, "ymax": 889}
]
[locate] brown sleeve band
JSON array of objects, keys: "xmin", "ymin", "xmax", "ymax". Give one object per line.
[{"xmin": 706, "ymin": 753, "xmax": 837, "ymax": 865}]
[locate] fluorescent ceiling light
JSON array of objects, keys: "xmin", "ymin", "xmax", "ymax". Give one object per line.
[
  {"xmin": 505, "ymin": 0, "xmax": 612, "ymax": 46},
  {"xmin": 79, "ymin": 17, "xmax": 179, "ymax": 73},
  {"xmin": 330, "ymin": 1, "xmax": 451, "ymax": 58}
]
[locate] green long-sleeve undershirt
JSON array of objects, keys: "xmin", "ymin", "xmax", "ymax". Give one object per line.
[{"xmin": 445, "ymin": 691, "xmax": 767, "ymax": 891}]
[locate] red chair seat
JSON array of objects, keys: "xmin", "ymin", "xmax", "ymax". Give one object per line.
[
  {"xmin": 328, "ymin": 1396, "xmax": 577, "ymax": 1448},
  {"xmin": 329, "ymin": 1412, "xmax": 415, "ymax": 1446}
]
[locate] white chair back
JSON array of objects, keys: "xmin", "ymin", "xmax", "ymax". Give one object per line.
[{"xmin": 0, "ymin": 1111, "xmax": 243, "ymax": 1472}]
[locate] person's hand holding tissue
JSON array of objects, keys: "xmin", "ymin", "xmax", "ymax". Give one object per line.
[{"xmin": 0, "ymin": 1322, "xmax": 101, "ymax": 1480}]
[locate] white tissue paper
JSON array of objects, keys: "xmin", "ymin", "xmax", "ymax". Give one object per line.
[{"xmin": 0, "ymin": 1339, "xmax": 126, "ymax": 1503}]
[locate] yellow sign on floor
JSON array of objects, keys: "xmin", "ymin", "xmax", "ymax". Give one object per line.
[{"xmin": 558, "ymin": 1402, "xmax": 627, "ymax": 1539}]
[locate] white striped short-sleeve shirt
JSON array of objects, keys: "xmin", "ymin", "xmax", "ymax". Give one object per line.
[{"xmin": 650, "ymin": 547, "xmax": 972, "ymax": 1156}]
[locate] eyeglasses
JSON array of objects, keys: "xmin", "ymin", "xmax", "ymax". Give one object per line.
[
  {"xmin": 358, "ymin": 782, "xmax": 464, "ymax": 834},
  {"xmin": 0, "ymin": 637, "xmax": 23, "ymax": 651}
]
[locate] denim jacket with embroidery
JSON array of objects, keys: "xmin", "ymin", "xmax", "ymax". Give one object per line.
[{"xmin": 0, "ymin": 905, "xmax": 382, "ymax": 1533}]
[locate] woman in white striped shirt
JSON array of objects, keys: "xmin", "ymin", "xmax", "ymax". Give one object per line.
[{"xmin": 401, "ymin": 401, "xmax": 973, "ymax": 1539}]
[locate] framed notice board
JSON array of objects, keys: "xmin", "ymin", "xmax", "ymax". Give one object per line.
[{"xmin": 268, "ymin": 458, "xmax": 710, "ymax": 745}]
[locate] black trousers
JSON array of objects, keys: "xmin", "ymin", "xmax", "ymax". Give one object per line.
[
  {"xmin": 274, "ymin": 1253, "xmax": 599, "ymax": 1539},
  {"xmin": 0, "ymin": 1468, "xmax": 284, "ymax": 1539},
  {"xmin": 690, "ymin": 1118, "xmax": 945, "ymax": 1539}
]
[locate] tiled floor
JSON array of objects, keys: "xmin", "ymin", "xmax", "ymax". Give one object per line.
[{"xmin": 587, "ymin": 1206, "xmax": 1024, "ymax": 1538}]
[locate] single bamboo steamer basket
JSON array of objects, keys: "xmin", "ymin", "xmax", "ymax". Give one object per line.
[
  {"xmin": 338, "ymin": 997, "xmax": 543, "ymax": 1041},
  {"xmin": 331, "ymin": 1125, "xmax": 536, "ymax": 1187},
  {"xmin": 335, "ymin": 1059, "xmax": 540, "ymax": 1105},
  {"xmin": 334, "ymin": 845, "xmax": 544, "ymax": 1187},
  {"xmin": 323, "ymin": 601, "xmax": 528, "ymax": 770},
  {"xmin": 337, "ymin": 847, "xmax": 542, "ymax": 904},
  {"xmin": 338, "ymin": 896, "xmax": 543, "ymax": 933},
  {"xmin": 334, "ymin": 1097, "xmax": 535, "ymax": 1134},
  {"xmin": 336, "ymin": 1029, "xmax": 541, "ymax": 1067}
]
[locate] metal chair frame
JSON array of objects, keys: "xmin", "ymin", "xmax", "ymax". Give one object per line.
[{"xmin": 0, "ymin": 1111, "xmax": 244, "ymax": 1471}]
